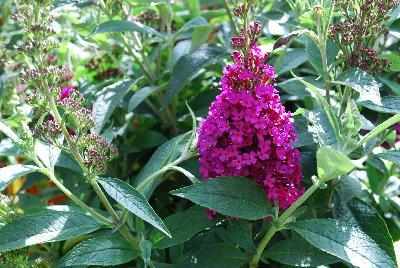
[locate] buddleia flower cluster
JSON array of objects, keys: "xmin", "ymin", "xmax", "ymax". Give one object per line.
[
  {"xmin": 328, "ymin": 0, "xmax": 398, "ymax": 75},
  {"xmin": 12, "ymin": 0, "xmax": 117, "ymax": 176},
  {"xmin": 197, "ymin": 1, "xmax": 303, "ymax": 218}
]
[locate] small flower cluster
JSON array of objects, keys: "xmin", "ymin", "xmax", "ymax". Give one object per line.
[
  {"xmin": 78, "ymin": 133, "xmax": 118, "ymax": 175},
  {"xmin": 198, "ymin": 2, "xmax": 303, "ymax": 216},
  {"xmin": 11, "ymin": 1, "xmax": 57, "ymax": 55},
  {"xmin": 0, "ymin": 194, "xmax": 17, "ymax": 225},
  {"xmin": 329, "ymin": 0, "xmax": 398, "ymax": 75},
  {"xmin": 347, "ymin": 46, "xmax": 391, "ymax": 76}
]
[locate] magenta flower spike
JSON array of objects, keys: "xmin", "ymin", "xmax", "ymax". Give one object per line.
[{"xmin": 197, "ymin": 17, "xmax": 304, "ymax": 213}]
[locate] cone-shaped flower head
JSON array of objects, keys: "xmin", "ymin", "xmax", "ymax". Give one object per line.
[{"xmin": 197, "ymin": 18, "xmax": 303, "ymax": 213}]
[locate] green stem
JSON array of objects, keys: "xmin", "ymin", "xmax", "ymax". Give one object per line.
[
  {"xmin": 222, "ymin": 0, "xmax": 238, "ymax": 35},
  {"xmin": 46, "ymin": 93, "xmax": 88, "ymax": 174},
  {"xmin": 41, "ymin": 167, "xmax": 112, "ymax": 225},
  {"xmin": 250, "ymin": 180, "xmax": 322, "ymax": 267},
  {"xmin": 90, "ymin": 180, "xmax": 120, "ymax": 224},
  {"xmin": 117, "ymin": 33, "xmax": 155, "ymax": 81},
  {"xmin": 45, "ymin": 91, "xmax": 139, "ymax": 247},
  {"xmin": 357, "ymin": 114, "xmax": 400, "ymax": 148},
  {"xmin": 316, "ymin": 11, "xmax": 331, "ymax": 105},
  {"xmin": 250, "ymin": 225, "xmax": 277, "ymax": 268},
  {"xmin": 339, "ymin": 86, "xmax": 351, "ymax": 116},
  {"xmin": 91, "ymin": 179, "xmax": 140, "ymax": 248}
]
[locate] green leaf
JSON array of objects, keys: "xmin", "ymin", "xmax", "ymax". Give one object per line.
[
  {"xmin": 273, "ymin": 29, "xmax": 311, "ymax": 50},
  {"xmin": 97, "ymin": 177, "xmax": 171, "ymax": 237},
  {"xmin": 128, "ymin": 86, "xmax": 159, "ymax": 112},
  {"xmin": 186, "ymin": 0, "xmax": 200, "ymax": 17},
  {"xmin": 92, "ymin": 79, "xmax": 137, "ymax": 132},
  {"xmin": 0, "ymin": 164, "xmax": 40, "ymax": 191},
  {"xmin": 359, "ymin": 96, "xmax": 400, "ymax": 114},
  {"xmin": 57, "ymin": 234, "xmax": 138, "ymax": 267},
  {"xmin": 0, "ymin": 120, "xmax": 23, "ymax": 145},
  {"xmin": 0, "ymin": 210, "xmax": 104, "ymax": 252},
  {"xmin": 190, "ymin": 26, "xmax": 213, "ymax": 53},
  {"xmin": 227, "ymin": 220, "xmax": 256, "ymax": 253},
  {"xmin": 277, "ymin": 76, "xmax": 323, "ymax": 100},
  {"xmin": 380, "ymin": 54, "xmax": 400, "ymax": 72},
  {"xmin": 264, "ymin": 236, "xmax": 339, "ymax": 267},
  {"xmin": 35, "ymin": 140, "xmax": 61, "ymax": 171},
  {"xmin": 375, "ymin": 151, "xmax": 400, "ymax": 167},
  {"xmin": 293, "ymin": 74, "xmax": 343, "ymax": 145},
  {"xmin": 332, "ymin": 175, "xmax": 362, "ymax": 222},
  {"xmin": 341, "ymin": 99, "xmax": 362, "ymax": 139},
  {"xmin": 317, "ymin": 147, "xmax": 355, "ymax": 181},
  {"xmin": 177, "ymin": 243, "xmax": 248, "ymax": 268},
  {"xmin": 288, "ymin": 219, "xmax": 397, "ymax": 268},
  {"xmin": 152, "ymin": 206, "xmax": 214, "ymax": 249},
  {"xmin": 348, "ymin": 198, "xmax": 397, "ymax": 263},
  {"xmin": 275, "ymin": 49, "xmax": 308, "ymax": 75},
  {"xmin": 170, "ymin": 176, "xmax": 271, "ymax": 220},
  {"xmin": 92, "ymin": 20, "xmax": 164, "ymax": 39},
  {"xmin": 139, "ymin": 239, "xmax": 152, "ymax": 264},
  {"xmin": 333, "ymin": 68, "xmax": 381, "ymax": 106},
  {"xmin": 174, "ymin": 17, "xmax": 210, "ymax": 38},
  {"xmin": 164, "ymin": 46, "xmax": 228, "ymax": 105},
  {"xmin": 303, "ymin": 109, "xmax": 338, "ymax": 147},
  {"xmin": 134, "ymin": 132, "xmax": 193, "ymax": 198},
  {"xmin": 305, "ymin": 38, "xmax": 338, "ymax": 75},
  {"xmin": 378, "ymin": 77, "xmax": 400, "ymax": 95}
]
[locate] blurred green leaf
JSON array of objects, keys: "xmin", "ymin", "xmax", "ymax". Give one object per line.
[
  {"xmin": 375, "ymin": 151, "xmax": 400, "ymax": 167},
  {"xmin": 92, "ymin": 20, "xmax": 164, "ymax": 39},
  {"xmin": 164, "ymin": 46, "xmax": 228, "ymax": 106},
  {"xmin": 92, "ymin": 79, "xmax": 137, "ymax": 132}
]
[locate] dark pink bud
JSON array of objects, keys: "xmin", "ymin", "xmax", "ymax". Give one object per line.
[{"xmin": 60, "ymin": 85, "xmax": 73, "ymax": 101}]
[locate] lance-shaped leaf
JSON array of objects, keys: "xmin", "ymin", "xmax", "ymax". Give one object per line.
[
  {"xmin": 288, "ymin": 219, "xmax": 396, "ymax": 268},
  {"xmin": 0, "ymin": 164, "xmax": 40, "ymax": 190},
  {"xmin": 333, "ymin": 68, "xmax": 381, "ymax": 106},
  {"xmin": 348, "ymin": 198, "xmax": 397, "ymax": 263},
  {"xmin": 317, "ymin": 147, "xmax": 355, "ymax": 181},
  {"xmin": 0, "ymin": 210, "xmax": 104, "ymax": 252},
  {"xmin": 57, "ymin": 234, "xmax": 138, "ymax": 267},
  {"xmin": 170, "ymin": 176, "xmax": 271, "ymax": 220},
  {"xmin": 92, "ymin": 20, "xmax": 164, "ymax": 39},
  {"xmin": 264, "ymin": 236, "xmax": 340, "ymax": 267},
  {"xmin": 164, "ymin": 46, "xmax": 228, "ymax": 106},
  {"xmin": 92, "ymin": 79, "xmax": 138, "ymax": 132},
  {"xmin": 98, "ymin": 177, "xmax": 171, "ymax": 237}
]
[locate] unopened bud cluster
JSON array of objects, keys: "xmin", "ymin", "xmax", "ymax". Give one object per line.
[
  {"xmin": 12, "ymin": 1, "xmax": 118, "ymax": 176},
  {"xmin": 329, "ymin": 0, "xmax": 398, "ymax": 75}
]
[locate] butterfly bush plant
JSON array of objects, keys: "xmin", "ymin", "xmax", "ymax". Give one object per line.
[{"xmin": 0, "ymin": 0, "xmax": 399, "ymax": 267}]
